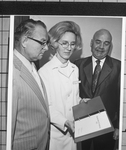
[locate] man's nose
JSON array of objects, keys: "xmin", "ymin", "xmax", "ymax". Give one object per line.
[{"xmin": 99, "ymin": 42, "xmax": 104, "ymax": 48}]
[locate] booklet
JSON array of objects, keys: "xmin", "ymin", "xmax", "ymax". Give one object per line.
[{"xmin": 72, "ymin": 96, "xmax": 114, "ymax": 142}]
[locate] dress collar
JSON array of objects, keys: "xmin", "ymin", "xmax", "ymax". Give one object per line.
[{"xmin": 51, "ymin": 55, "xmax": 75, "ymax": 69}]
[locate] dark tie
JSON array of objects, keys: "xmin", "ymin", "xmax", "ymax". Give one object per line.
[{"xmin": 92, "ymin": 59, "xmax": 101, "ymax": 93}]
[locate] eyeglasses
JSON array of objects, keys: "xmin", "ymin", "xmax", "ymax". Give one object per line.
[
  {"xmin": 27, "ymin": 37, "xmax": 49, "ymax": 47},
  {"xmin": 58, "ymin": 41, "xmax": 76, "ymax": 49}
]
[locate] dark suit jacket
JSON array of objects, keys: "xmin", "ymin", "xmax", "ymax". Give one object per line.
[
  {"xmin": 74, "ymin": 55, "xmax": 121, "ymax": 128},
  {"xmin": 12, "ymin": 54, "xmax": 50, "ymax": 150}
]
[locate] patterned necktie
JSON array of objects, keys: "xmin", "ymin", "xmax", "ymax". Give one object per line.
[{"xmin": 92, "ymin": 59, "xmax": 101, "ymax": 93}]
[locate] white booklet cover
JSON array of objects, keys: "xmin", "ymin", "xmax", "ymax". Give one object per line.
[{"xmin": 75, "ymin": 111, "xmax": 111, "ymax": 138}]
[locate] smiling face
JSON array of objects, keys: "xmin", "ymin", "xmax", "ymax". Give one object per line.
[
  {"xmin": 90, "ymin": 29, "xmax": 112, "ymax": 60},
  {"xmin": 56, "ymin": 32, "xmax": 76, "ymax": 63},
  {"xmin": 23, "ymin": 25, "xmax": 49, "ymax": 62}
]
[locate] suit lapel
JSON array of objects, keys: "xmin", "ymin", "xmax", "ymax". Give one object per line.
[
  {"xmin": 83, "ymin": 57, "xmax": 93, "ymax": 86},
  {"xmin": 84, "ymin": 63, "xmax": 93, "ymax": 86},
  {"xmin": 13, "ymin": 55, "xmax": 49, "ymax": 115},
  {"xmin": 82, "ymin": 57, "xmax": 93, "ymax": 97}
]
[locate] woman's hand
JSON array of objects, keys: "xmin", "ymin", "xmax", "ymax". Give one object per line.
[
  {"xmin": 65, "ymin": 120, "xmax": 75, "ymax": 137},
  {"xmin": 65, "ymin": 120, "xmax": 75, "ymax": 132}
]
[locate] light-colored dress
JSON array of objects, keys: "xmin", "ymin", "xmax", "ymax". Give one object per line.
[{"xmin": 38, "ymin": 55, "xmax": 81, "ymax": 150}]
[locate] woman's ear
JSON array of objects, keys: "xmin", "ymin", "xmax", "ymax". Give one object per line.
[
  {"xmin": 53, "ymin": 42, "xmax": 58, "ymax": 49},
  {"xmin": 50, "ymin": 40, "xmax": 59, "ymax": 50}
]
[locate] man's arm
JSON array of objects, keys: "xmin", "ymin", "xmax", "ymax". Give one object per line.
[{"xmin": 11, "ymin": 71, "xmax": 19, "ymax": 147}]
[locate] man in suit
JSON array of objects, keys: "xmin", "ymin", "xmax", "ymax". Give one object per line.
[
  {"xmin": 12, "ymin": 19, "xmax": 50, "ymax": 150},
  {"xmin": 74, "ymin": 29, "xmax": 121, "ymax": 150}
]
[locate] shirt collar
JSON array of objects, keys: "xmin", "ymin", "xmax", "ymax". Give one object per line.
[
  {"xmin": 92, "ymin": 56, "xmax": 106, "ymax": 72},
  {"xmin": 92, "ymin": 56, "xmax": 106, "ymax": 65}
]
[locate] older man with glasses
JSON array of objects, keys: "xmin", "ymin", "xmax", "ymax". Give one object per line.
[{"xmin": 12, "ymin": 19, "xmax": 50, "ymax": 150}]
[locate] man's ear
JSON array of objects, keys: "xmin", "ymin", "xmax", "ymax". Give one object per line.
[
  {"xmin": 90, "ymin": 39, "xmax": 93, "ymax": 47},
  {"xmin": 21, "ymin": 36, "xmax": 28, "ymax": 48},
  {"xmin": 108, "ymin": 42, "xmax": 113, "ymax": 56},
  {"xmin": 110, "ymin": 42, "xmax": 113, "ymax": 50}
]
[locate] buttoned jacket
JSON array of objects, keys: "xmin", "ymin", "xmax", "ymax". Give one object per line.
[{"xmin": 39, "ymin": 55, "xmax": 81, "ymax": 131}]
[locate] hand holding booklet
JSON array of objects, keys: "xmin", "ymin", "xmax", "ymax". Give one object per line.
[{"xmin": 72, "ymin": 96, "xmax": 114, "ymax": 142}]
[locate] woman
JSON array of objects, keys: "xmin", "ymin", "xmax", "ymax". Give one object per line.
[{"xmin": 39, "ymin": 21, "xmax": 82, "ymax": 150}]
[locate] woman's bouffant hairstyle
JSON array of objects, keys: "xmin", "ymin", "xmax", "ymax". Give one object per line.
[
  {"xmin": 14, "ymin": 19, "xmax": 47, "ymax": 47},
  {"xmin": 48, "ymin": 21, "xmax": 82, "ymax": 51}
]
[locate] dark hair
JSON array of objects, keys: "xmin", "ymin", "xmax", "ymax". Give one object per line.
[
  {"xmin": 49, "ymin": 21, "xmax": 82, "ymax": 51},
  {"xmin": 14, "ymin": 19, "xmax": 47, "ymax": 45}
]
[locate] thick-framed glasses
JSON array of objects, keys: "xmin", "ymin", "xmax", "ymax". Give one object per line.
[
  {"xmin": 27, "ymin": 37, "xmax": 49, "ymax": 47},
  {"xmin": 58, "ymin": 41, "xmax": 76, "ymax": 49}
]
